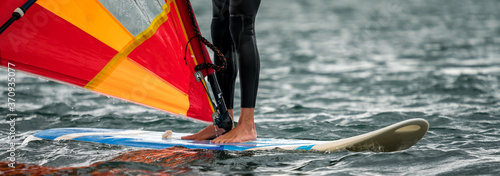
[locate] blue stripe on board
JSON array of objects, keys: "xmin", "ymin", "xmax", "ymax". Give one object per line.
[
  {"xmin": 33, "ymin": 128, "xmax": 122, "ymax": 140},
  {"xmin": 295, "ymin": 145, "xmax": 315, "ymax": 150}
]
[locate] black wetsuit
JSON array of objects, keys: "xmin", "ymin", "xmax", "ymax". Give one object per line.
[{"xmin": 211, "ymin": 0, "xmax": 261, "ymax": 109}]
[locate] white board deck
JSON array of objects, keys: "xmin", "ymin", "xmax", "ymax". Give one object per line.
[{"xmin": 23, "ymin": 118, "xmax": 429, "ymax": 152}]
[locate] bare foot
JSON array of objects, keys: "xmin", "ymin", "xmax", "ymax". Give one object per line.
[
  {"xmin": 211, "ymin": 108, "xmax": 257, "ymax": 143},
  {"xmin": 180, "ymin": 125, "xmax": 223, "ymax": 140},
  {"xmin": 181, "ymin": 110, "xmax": 233, "ymax": 140}
]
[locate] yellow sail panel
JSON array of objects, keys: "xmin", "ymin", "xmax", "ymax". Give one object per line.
[
  {"xmin": 37, "ymin": 0, "xmax": 133, "ymax": 51},
  {"xmin": 91, "ymin": 58, "xmax": 190, "ymax": 116}
]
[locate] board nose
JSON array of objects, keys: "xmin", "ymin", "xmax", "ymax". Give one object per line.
[{"xmin": 395, "ymin": 125, "xmax": 421, "ymax": 133}]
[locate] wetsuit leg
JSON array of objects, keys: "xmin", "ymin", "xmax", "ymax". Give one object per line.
[
  {"xmin": 212, "ymin": 0, "xmax": 237, "ymax": 109},
  {"xmin": 229, "ymin": 0, "xmax": 261, "ymax": 108}
]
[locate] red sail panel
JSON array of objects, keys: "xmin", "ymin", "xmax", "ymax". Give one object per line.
[
  {"xmin": 174, "ymin": 0, "xmax": 214, "ymax": 76},
  {"xmin": 169, "ymin": 1, "xmax": 214, "ymax": 121}
]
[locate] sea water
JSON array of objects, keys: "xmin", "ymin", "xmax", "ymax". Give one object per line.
[{"xmin": 1, "ymin": 0, "xmax": 499, "ymax": 175}]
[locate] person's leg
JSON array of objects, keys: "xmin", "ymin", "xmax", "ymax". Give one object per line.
[
  {"xmin": 211, "ymin": 0, "xmax": 261, "ymax": 143},
  {"xmin": 182, "ymin": 0, "xmax": 236, "ymax": 140},
  {"xmin": 213, "ymin": 2, "xmax": 238, "ymax": 117}
]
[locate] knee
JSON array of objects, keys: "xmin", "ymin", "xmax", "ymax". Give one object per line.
[{"xmin": 229, "ymin": 15, "xmax": 256, "ymax": 46}]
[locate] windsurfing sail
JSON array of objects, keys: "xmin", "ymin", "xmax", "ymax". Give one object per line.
[{"xmin": 0, "ymin": 0, "xmax": 217, "ymax": 123}]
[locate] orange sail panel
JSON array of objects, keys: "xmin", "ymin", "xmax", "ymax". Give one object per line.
[{"xmin": 0, "ymin": 0, "xmax": 214, "ymax": 122}]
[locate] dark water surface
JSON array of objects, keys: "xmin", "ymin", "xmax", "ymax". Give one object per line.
[{"xmin": 1, "ymin": 0, "xmax": 500, "ymax": 175}]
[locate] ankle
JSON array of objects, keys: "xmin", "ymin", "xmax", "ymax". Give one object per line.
[
  {"xmin": 239, "ymin": 107, "xmax": 254, "ymax": 118},
  {"xmin": 236, "ymin": 108, "xmax": 256, "ymax": 131}
]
